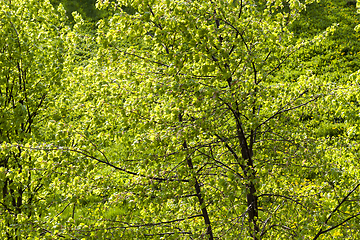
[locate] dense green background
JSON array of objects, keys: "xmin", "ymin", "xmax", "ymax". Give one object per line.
[{"xmin": 1, "ymin": 0, "xmax": 360, "ymax": 239}]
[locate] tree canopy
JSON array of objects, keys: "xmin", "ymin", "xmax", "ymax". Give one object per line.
[{"xmin": 1, "ymin": 0, "xmax": 360, "ymax": 239}]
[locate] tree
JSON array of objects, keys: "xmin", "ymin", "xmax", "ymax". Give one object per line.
[
  {"xmin": 2, "ymin": 0, "xmax": 360, "ymax": 239},
  {"xmin": 75, "ymin": 0, "xmax": 359, "ymax": 239},
  {"xmin": 0, "ymin": 0, "xmax": 67, "ymax": 238}
]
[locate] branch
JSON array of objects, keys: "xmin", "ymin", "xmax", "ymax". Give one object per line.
[
  {"xmin": 314, "ymin": 212, "xmax": 360, "ymax": 237},
  {"xmin": 126, "ymin": 214, "xmax": 202, "ymax": 228},
  {"xmin": 143, "ymin": 231, "xmax": 192, "ymax": 236},
  {"xmin": 74, "ymin": 215, "xmax": 202, "ymax": 233},
  {"xmin": 14, "ymin": 144, "xmax": 189, "ymax": 183},
  {"xmin": 256, "ymin": 92, "xmax": 321, "ymax": 132},
  {"xmin": 258, "ymin": 194, "xmax": 307, "ymax": 210},
  {"xmin": 113, "ymin": 46, "xmax": 169, "ymax": 67},
  {"xmin": 312, "ymin": 183, "xmax": 360, "ymax": 240},
  {"xmin": 260, "ymin": 203, "xmax": 282, "ymax": 237}
]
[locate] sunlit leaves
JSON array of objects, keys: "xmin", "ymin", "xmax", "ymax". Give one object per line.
[
  {"xmin": 0, "ymin": 0, "xmax": 69, "ymax": 238},
  {"xmin": 2, "ymin": 0, "xmax": 360, "ymax": 239}
]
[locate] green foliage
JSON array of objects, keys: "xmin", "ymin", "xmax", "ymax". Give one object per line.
[
  {"xmin": 0, "ymin": 0, "xmax": 68, "ymax": 238},
  {"xmin": 2, "ymin": 0, "xmax": 360, "ymax": 239},
  {"xmin": 87, "ymin": 0, "xmax": 360, "ymax": 239},
  {"xmin": 49, "ymin": 0, "xmax": 109, "ymax": 23}
]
